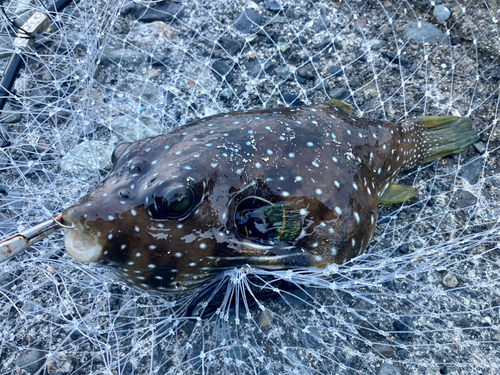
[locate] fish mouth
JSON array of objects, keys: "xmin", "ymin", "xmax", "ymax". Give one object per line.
[
  {"xmin": 63, "ymin": 227, "xmax": 103, "ymax": 263},
  {"xmin": 62, "ymin": 211, "xmax": 103, "ymax": 263}
]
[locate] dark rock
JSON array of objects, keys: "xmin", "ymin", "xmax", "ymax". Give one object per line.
[
  {"xmin": 314, "ymin": 18, "xmax": 330, "ymax": 32},
  {"xmin": 232, "ymin": 10, "xmax": 262, "ymax": 34},
  {"xmin": 16, "ymin": 350, "xmax": 45, "ymax": 374},
  {"xmin": 298, "ymin": 36, "xmax": 308, "ymax": 44},
  {"xmin": 282, "ymin": 93, "xmax": 303, "ymax": 106},
  {"xmin": 384, "ymin": 51, "xmax": 410, "ymax": 66},
  {"xmin": 370, "ymin": 40, "xmax": 386, "ymax": 51},
  {"xmin": 403, "ymin": 21, "xmax": 446, "ymax": 43},
  {"xmin": 393, "ymin": 316, "xmax": 414, "ymax": 341},
  {"xmin": 285, "ymin": 7, "xmax": 295, "ymax": 19},
  {"xmin": 461, "ymin": 157, "xmax": 483, "ymax": 184},
  {"xmin": 373, "ymin": 344, "xmax": 396, "ymax": 358},
  {"xmin": 218, "ymin": 37, "xmax": 243, "ymax": 56},
  {"xmin": 398, "ymin": 243, "xmax": 410, "ymax": 254},
  {"xmin": 134, "ymin": 3, "xmax": 184, "ymax": 23},
  {"xmin": 328, "ymin": 65, "xmax": 342, "ymax": 76},
  {"xmin": 264, "ymin": 61, "xmax": 277, "ymax": 74},
  {"xmin": 433, "ymin": 5, "xmax": 451, "ymax": 21},
  {"xmin": 410, "ymin": 62, "xmax": 419, "ymax": 72},
  {"xmin": 329, "ymin": 87, "xmax": 350, "ymax": 100},
  {"xmin": 296, "ymin": 65, "xmax": 316, "ymax": 79},
  {"xmin": 268, "ymin": 31, "xmax": 278, "ymax": 44},
  {"xmin": 355, "ymin": 50, "xmax": 367, "ymax": 63},
  {"xmin": 211, "ymin": 61, "xmax": 234, "ymax": 83},
  {"xmin": 0, "ymin": 183, "xmax": 7, "ymax": 195},
  {"xmin": 245, "ymin": 60, "xmax": 262, "ymax": 77},
  {"xmin": 266, "ymin": 0, "xmax": 282, "ymax": 13},
  {"xmin": 314, "ymin": 38, "xmax": 342, "ymax": 50},
  {"xmin": 276, "ymin": 66, "xmax": 291, "ymax": 80},
  {"xmin": 455, "ymin": 190, "xmax": 477, "ymax": 208},
  {"xmin": 439, "ymin": 365, "xmax": 448, "ymax": 374},
  {"xmin": 491, "ymin": 69, "xmax": 500, "ymax": 79}
]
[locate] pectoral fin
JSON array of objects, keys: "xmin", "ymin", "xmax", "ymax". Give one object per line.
[{"xmin": 379, "ymin": 183, "xmax": 418, "ymax": 205}]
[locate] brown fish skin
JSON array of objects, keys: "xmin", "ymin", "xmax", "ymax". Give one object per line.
[{"xmin": 61, "ymin": 102, "xmax": 476, "ymax": 292}]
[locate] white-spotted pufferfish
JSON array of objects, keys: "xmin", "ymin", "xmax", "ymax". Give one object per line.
[{"xmin": 62, "ymin": 100, "xmax": 478, "ymax": 292}]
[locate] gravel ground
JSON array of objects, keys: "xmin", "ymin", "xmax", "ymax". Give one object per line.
[{"xmin": 0, "ymin": 0, "xmax": 499, "ymax": 374}]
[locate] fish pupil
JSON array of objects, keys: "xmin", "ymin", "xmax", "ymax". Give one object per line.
[{"xmin": 148, "ymin": 185, "xmax": 198, "ymax": 220}]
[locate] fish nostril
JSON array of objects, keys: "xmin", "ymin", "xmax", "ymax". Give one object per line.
[{"xmin": 119, "ymin": 189, "xmax": 132, "ymax": 199}]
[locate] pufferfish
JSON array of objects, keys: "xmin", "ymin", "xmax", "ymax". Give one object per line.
[{"xmin": 61, "ymin": 100, "xmax": 478, "ymax": 292}]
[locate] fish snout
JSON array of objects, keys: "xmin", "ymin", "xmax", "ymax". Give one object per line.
[{"xmin": 62, "ymin": 207, "xmax": 103, "ymax": 263}]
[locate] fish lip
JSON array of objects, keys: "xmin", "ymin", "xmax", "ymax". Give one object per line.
[{"xmin": 62, "ymin": 211, "xmax": 103, "ymax": 263}]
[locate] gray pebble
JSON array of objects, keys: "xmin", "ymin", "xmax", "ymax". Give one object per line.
[
  {"xmin": 211, "ymin": 60, "xmax": 234, "ymax": 83},
  {"xmin": 370, "ymin": 39, "xmax": 386, "ymax": 51},
  {"xmin": 110, "ymin": 115, "xmax": 161, "ymax": 142},
  {"xmin": 0, "ymin": 103, "xmax": 23, "ymax": 123},
  {"xmin": 378, "ymin": 362, "xmax": 401, "ymax": 375},
  {"xmin": 443, "ymin": 272, "xmax": 459, "ymax": 288},
  {"xmin": 220, "ymin": 88, "xmax": 233, "ymax": 101},
  {"xmin": 433, "ymin": 5, "xmax": 451, "ymax": 21},
  {"xmin": 266, "ymin": 0, "xmax": 282, "ymax": 13},
  {"xmin": 101, "ymin": 46, "xmax": 146, "ymax": 68},
  {"xmin": 461, "ymin": 157, "xmax": 483, "ymax": 184},
  {"xmin": 403, "ymin": 21, "xmax": 446, "ymax": 43},
  {"xmin": 314, "ymin": 18, "xmax": 330, "ymax": 32},
  {"xmin": 329, "ymin": 87, "xmax": 350, "ymax": 100},
  {"xmin": 328, "ymin": 65, "xmax": 342, "ymax": 76},
  {"xmin": 473, "ymin": 141, "xmax": 486, "ymax": 154},
  {"xmin": 61, "ymin": 140, "xmax": 114, "ymax": 174},
  {"xmin": 218, "ymin": 37, "xmax": 243, "ymax": 56},
  {"xmin": 278, "ymin": 42, "xmax": 291, "ymax": 53},
  {"xmin": 296, "ymin": 66, "xmax": 316, "ymax": 79},
  {"xmin": 232, "ymin": 10, "xmax": 262, "ymax": 34},
  {"xmin": 16, "ymin": 350, "xmax": 45, "ymax": 374},
  {"xmin": 134, "ymin": 3, "xmax": 184, "ymax": 23}
]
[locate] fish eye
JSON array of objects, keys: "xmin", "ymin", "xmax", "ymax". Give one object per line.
[
  {"xmin": 112, "ymin": 142, "xmax": 131, "ymax": 165},
  {"xmin": 235, "ymin": 197, "xmax": 302, "ymax": 245},
  {"xmin": 147, "ymin": 185, "xmax": 198, "ymax": 220}
]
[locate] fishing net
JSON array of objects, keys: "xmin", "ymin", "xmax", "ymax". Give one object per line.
[{"xmin": 0, "ymin": 0, "xmax": 499, "ymax": 373}]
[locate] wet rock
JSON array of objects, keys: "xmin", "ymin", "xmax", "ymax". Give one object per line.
[
  {"xmin": 393, "ymin": 316, "xmax": 414, "ymax": 340},
  {"xmin": 16, "ymin": 350, "xmax": 45, "ymax": 374},
  {"xmin": 134, "ymin": 3, "xmax": 184, "ymax": 23},
  {"xmin": 245, "ymin": 60, "xmax": 262, "ymax": 77},
  {"xmin": 433, "ymin": 5, "xmax": 451, "ymax": 21},
  {"xmin": 282, "ymin": 93, "xmax": 303, "ymax": 106},
  {"xmin": 454, "ymin": 190, "xmax": 477, "ymax": 208},
  {"xmin": 370, "ymin": 39, "xmax": 386, "ymax": 51},
  {"xmin": 232, "ymin": 10, "xmax": 262, "ymax": 33},
  {"xmin": 403, "ymin": 21, "xmax": 446, "ymax": 43},
  {"xmin": 211, "ymin": 60, "xmax": 234, "ymax": 83},
  {"xmin": 398, "ymin": 243, "xmax": 410, "ymax": 254},
  {"xmin": 443, "ymin": 272, "xmax": 459, "ymax": 288},
  {"xmin": 329, "ymin": 87, "xmax": 350, "ymax": 100},
  {"xmin": 218, "ymin": 37, "xmax": 243, "ymax": 56},
  {"xmin": 491, "ymin": 69, "xmax": 500, "ymax": 79},
  {"xmin": 276, "ymin": 66, "xmax": 291, "ymax": 80},
  {"xmin": 220, "ymin": 88, "xmax": 233, "ymax": 101}
]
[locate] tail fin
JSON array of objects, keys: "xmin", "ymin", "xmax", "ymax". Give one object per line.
[{"xmin": 417, "ymin": 116, "xmax": 478, "ymax": 164}]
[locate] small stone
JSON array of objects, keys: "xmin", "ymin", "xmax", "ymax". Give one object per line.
[
  {"xmin": 16, "ymin": 350, "xmax": 45, "ymax": 374},
  {"xmin": 282, "ymin": 93, "xmax": 303, "ymax": 106},
  {"xmin": 433, "ymin": 5, "xmax": 451, "ymax": 21},
  {"xmin": 373, "ymin": 344, "xmax": 395, "ymax": 358},
  {"xmin": 259, "ymin": 308, "xmax": 273, "ymax": 327},
  {"xmin": 314, "ymin": 18, "xmax": 330, "ymax": 32},
  {"xmin": 491, "ymin": 69, "xmax": 500, "ymax": 79},
  {"xmin": 219, "ymin": 88, "xmax": 233, "ymax": 101},
  {"xmin": 0, "ymin": 183, "xmax": 7, "ymax": 195},
  {"xmin": 328, "ymin": 65, "xmax": 342, "ymax": 76},
  {"xmin": 492, "ymin": 333, "xmax": 500, "ymax": 341},
  {"xmin": 377, "ymin": 362, "xmax": 401, "ymax": 375},
  {"xmin": 403, "ymin": 21, "xmax": 446, "ymax": 43},
  {"xmin": 134, "ymin": 3, "xmax": 184, "ymax": 23},
  {"xmin": 0, "ymin": 102, "xmax": 23, "ymax": 123},
  {"xmin": 296, "ymin": 66, "xmax": 316, "ymax": 79},
  {"xmin": 47, "ymin": 352, "xmax": 75, "ymax": 374},
  {"xmin": 370, "ymin": 39, "xmax": 386, "ymax": 51},
  {"xmin": 285, "ymin": 7, "xmax": 296, "ymax": 19},
  {"xmin": 211, "ymin": 60, "xmax": 234, "ymax": 83},
  {"xmin": 393, "ymin": 316, "xmax": 413, "ymax": 341},
  {"xmin": 245, "ymin": 60, "xmax": 262, "ymax": 77},
  {"xmin": 232, "ymin": 10, "xmax": 262, "ymax": 34},
  {"xmin": 266, "ymin": 0, "xmax": 282, "ymax": 13},
  {"xmin": 278, "ymin": 42, "xmax": 291, "ymax": 53},
  {"xmin": 461, "ymin": 157, "xmax": 483, "ymax": 184},
  {"xmin": 329, "ymin": 88, "xmax": 350, "ymax": 100},
  {"xmin": 443, "ymin": 272, "xmax": 459, "ymax": 288},
  {"xmin": 473, "ymin": 142, "xmax": 486, "ymax": 154},
  {"xmin": 384, "ymin": 51, "xmax": 410, "ymax": 66},
  {"xmin": 101, "ymin": 46, "xmax": 146, "ymax": 67},
  {"xmin": 110, "ymin": 115, "xmax": 161, "ymax": 142},
  {"xmin": 398, "ymin": 243, "xmax": 410, "ymax": 254},
  {"xmin": 264, "ymin": 61, "xmax": 277, "ymax": 73},
  {"xmin": 218, "ymin": 37, "xmax": 243, "ymax": 56},
  {"xmin": 61, "ymin": 140, "xmax": 114, "ymax": 174},
  {"xmin": 271, "ymin": 15, "xmax": 286, "ymax": 24},
  {"xmin": 276, "ymin": 66, "xmax": 291, "ymax": 80}
]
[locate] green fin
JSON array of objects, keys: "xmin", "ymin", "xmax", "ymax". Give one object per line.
[
  {"xmin": 327, "ymin": 99, "xmax": 353, "ymax": 115},
  {"xmin": 417, "ymin": 116, "xmax": 478, "ymax": 164},
  {"xmin": 379, "ymin": 183, "xmax": 418, "ymax": 205}
]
